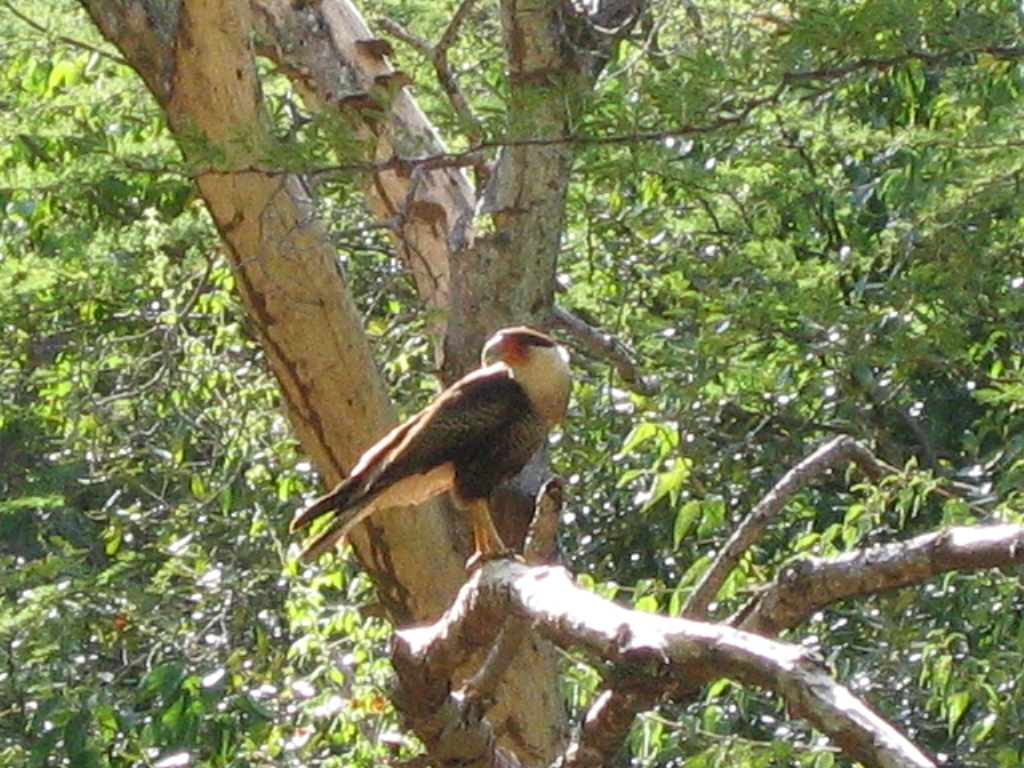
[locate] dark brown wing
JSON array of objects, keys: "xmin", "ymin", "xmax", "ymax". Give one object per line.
[
  {"xmin": 368, "ymin": 366, "xmax": 533, "ymax": 490},
  {"xmin": 290, "ymin": 365, "xmax": 530, "ymax": 533}
]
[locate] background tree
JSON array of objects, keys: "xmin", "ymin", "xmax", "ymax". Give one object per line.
[{"xmin": 2, "ymin": 0, "xmax": 1024, "ymax": 767}]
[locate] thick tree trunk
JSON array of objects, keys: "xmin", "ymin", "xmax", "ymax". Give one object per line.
[
  {"xmin": 79, "ymin": 0, "xmax": 466, "ymax": 623},
  {"xmin": 77, "ymin": 0, "xmax": 596, "ymax": 761}
]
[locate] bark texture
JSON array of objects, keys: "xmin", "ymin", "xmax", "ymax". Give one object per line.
[
  {"xmin": 77, "ymin": 0, "xmax": 623, "ymax": 761},
  {"xmin": 252, "ymin": 0, "xmax": 474, "ymax": 341},
  {"xmin": 393, "ymin": 560, "xmax": 937, "ymax": 768},
  {"xmin": 80, "ymin": 0, "xmax": 467, "ymax": 623},
  {"xmin": 442, "ymin": 0, "xmax": 584, "ymax": 378},
  {"xmin": 737, "ymin": 523, "xmax": 1024, "ymax": 636}
]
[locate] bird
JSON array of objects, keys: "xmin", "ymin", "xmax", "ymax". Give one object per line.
[{"xmin": 290, "ymin": 326, "xmax": 571, "ymax": 564}]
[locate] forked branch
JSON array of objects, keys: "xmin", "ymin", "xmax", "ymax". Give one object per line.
[
  {"xmin": 376, "ymin": 0, "xmax": 485, "ymax": 141},
  {"xmin": 392, "ymin": 560, "xmax": 935, "ymax": 768},
  {"xmin": 551, "ymin": 306, "xmax": 661, "ymax": 396},
  {"xmin": 682, "ymin": 435, "xmax": 892, "ymax": 618}
]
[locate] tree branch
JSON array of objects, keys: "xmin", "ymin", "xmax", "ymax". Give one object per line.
[
  {"xmin": 4, "ymin": 1, "xmax": 128, "ymax": 65},
  {"xmin": 562, "ymin": 688, "xmax": 659, "ymax": 768},
  {"xmin": 683, "ymin": 436, "xmax": 891, "ymax": 619},
  {"xmin": 783, "ymin": 46, "xmax": 1024, "ymax": 84},
  {"xmin": 393, "ymin": 561, "xmax": 936, "ymax": 768},
  {"xmin": 252, "ymin": 0, "xmax": 477, "ymax": 337},
  {"xmin": 462, "ymin": 616, "xmax": 532, "ymax": 701},
  {"xmin": 736, "ymin": 523, "xmax": 1024, "ymax": 636},
  {"xmin": 374, "ymin": 16, "xmax": 432, "ymax": 53},
  {"xmin": 376, "ymin": 0, "xmax": 485, "ymax": 142},
  {"xmin": 551, "ymin": 306, "xmax": 660, "ymax": 396}
]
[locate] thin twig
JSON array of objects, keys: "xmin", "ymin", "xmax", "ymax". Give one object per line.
[
  {"xmin": 784, "ymin": 46, "xmax": 1024, "ymax": 84},
  {"xmin": 431, "ymin": 0, "xmax": 483, "ymax": 139},
  {"xmin": 436, "ymin": 0, "xmax": 480, "ymax": 54},
  {"xmin": 3, "ymin": 1, "xmax": 128, "ymax": 66},
  {"xmin": 184, "ymin": 86, "xmax": 781, "ymax": 183}
]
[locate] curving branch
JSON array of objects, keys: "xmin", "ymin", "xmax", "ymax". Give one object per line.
[
  {"xmin": 562, "ymin": 688, "xmax": 659, "ymax": 768},
  {"xmin": 683, "ymin": 435, "xmax": 998, "ymax": 622},
  {"xmin": 376, "ymin": 0, "xmax": 485, "ymax": 142},
  {"xmin": 393, "ymin": 560, "xmax": 936, "ymax": 768},
  {"xmin": 551, "ymin": 306, "xmax": 661, "ymax": 396},
  {"xmin": 682, "ymin": 436, "xmax": 891, "ymax": 619},
  {"xmin": 736, "ymin": 523, "xmax": 1024, "ymax": 636}
]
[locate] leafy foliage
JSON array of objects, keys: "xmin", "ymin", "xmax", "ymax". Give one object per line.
[
  {"xmin": 0, "ymin": 5, "xmax": 407, "ymax": 767},
  {"xmin": 2, "ymin": 0, "xmax": 1024, "ymax": 767}
]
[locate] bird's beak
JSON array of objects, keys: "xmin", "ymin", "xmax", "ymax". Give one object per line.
[{"xmin": 481, "ymin": 332, "xmax": 505, "ymax": 366}]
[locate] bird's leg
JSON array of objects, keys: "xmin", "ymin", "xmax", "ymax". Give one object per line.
[{"xmin": 466, "ymin": 498, "xmax": 512, "ymax": 569}]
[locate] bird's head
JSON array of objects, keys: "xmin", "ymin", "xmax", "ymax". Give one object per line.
[
  {"xmin": 481, "ymin": 326, "xmax": 560, "ymax": 366},
  {"xmin": 482, "ymin": 326, "xmax": 571, "ymax": 424}
]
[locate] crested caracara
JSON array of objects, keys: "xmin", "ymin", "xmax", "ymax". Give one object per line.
[{"xmin": 290, "ymin": 326, "xmax": 571, "ymax": 563}]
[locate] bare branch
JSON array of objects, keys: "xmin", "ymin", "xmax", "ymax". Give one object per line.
[
  {"xmin": 436, "ymin": 0, "xmax": 480, "ymax": 55},
  {"xmin": 463, "ymin": 617, "xmax": 532, "ymax": 701},
  {"xmin": 784, "ymin": 46, "xmax": 1024, "ymax": 84},
  {"xmin": 563, "ymin": 688, "xmax": 659, "ymax": 768},
  {"xmin": 374, "ymin": 16, "xmax": 432, "ymax": 53},
  {"xmin": 393, "ymin": 561, "xmax": 935, "ymax": 768},
  {"xmin": 392, "ymin": 571, "xmax": 523, "ymax": 768},
  {"xmin": 551, "ymin": 306, "xmax": 661, "ymax": 396},
  {"xmin": 683, "ymin": 436, "xmax": 890, "ymax": 619},
  {"xmin": 4, "ymin": 1, "xmax": 128, "ymax": 65},
  {"xmin": 524, "ymin": 477, "xmax": 564, "ymax": 565},
  {"xmin": 376, "ymin": 0, "xmax": 485, "ymax": 141},
  {"xmin": 430, "ymin": 0, "xmax": 483, "ymax": 138},
  {"xmin": 737, "ymin": 523, "xmax": 1024, "ymax": 636}
]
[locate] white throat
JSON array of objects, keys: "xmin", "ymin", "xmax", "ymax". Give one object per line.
[{"xmin": 509, "ymin": 344, "xmax": 571, "ymax": 426}]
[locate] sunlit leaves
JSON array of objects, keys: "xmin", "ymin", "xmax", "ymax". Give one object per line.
[{"xmin": 3, "ymin": 0, "xmax": 1024, "ymax": 766}]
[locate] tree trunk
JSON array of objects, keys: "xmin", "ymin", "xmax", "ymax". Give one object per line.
[
  {"xmin": 76, "ymin": 0, "xmax": 631, "ymax": 761},
  {"xmin": 78, "ymin": 0, "xmax": 468, "ymax": 622}
]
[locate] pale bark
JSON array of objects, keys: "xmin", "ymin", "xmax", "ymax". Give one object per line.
[
  {"xmin": 252, "ymin": 0, "xmax": 475, "ymax": 344},
  {"xmin": 737, "ymin": 523, "xmax": 1024, "ymax": 636},
  {"xmin": 76, "ymin": 0, "xmax": 598, "ymax": 761},
  {"xmin": 77, "ymin": 0, "xmax": 654, "ymax": 764},
  {"xmin": 393, "ymin": 560, "xmax": 937, "ymax": 768},
  {"xmin": 57, "ymin": 6, "xmax": 1001, "ymax": 768},
  {"xmin": 79, "ymin": 0, "xmax": 467, "ymax": 624}
]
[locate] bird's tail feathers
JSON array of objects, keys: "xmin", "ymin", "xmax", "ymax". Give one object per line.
[
  {"xmin": 297, "ymin": 504, "xmax": 376, "ymax": 563},
  {"xmin": 290, "ymin": 478, "xmax": 363, "ymax": 533}
]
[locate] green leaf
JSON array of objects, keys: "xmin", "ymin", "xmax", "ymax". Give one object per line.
[
  {"xmin": 672, "ymin": 500, "xmax": 701, "ymax": 548},
  {"xmin": 946, "ymin": 690, "xmax": 971, "ymax": 735},
  {"xmin": 140, "ymin": 661, "xmax": 187, "ymax": 704}
]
